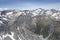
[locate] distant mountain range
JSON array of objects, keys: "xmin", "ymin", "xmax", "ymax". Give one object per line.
[{"xmin": 0, "ymin": 8, "xmax": 60, "ymax": 40}]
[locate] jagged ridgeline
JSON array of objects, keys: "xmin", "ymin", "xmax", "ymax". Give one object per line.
[{"xmin": 0, "ymin": 8, "xmax": 60, "ymax": 40}]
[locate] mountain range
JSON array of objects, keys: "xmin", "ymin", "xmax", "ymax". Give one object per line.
[{"xmin": 0, "ymin": 8, "xmax": 60, "ymax": 40}]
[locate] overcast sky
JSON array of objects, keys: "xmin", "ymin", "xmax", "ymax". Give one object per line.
[{"xmin": 0, "ymin": 0, "xmax": 60, "ymax": 10}]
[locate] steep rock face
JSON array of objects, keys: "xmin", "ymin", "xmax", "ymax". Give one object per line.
[{"xmin": 0, "ymin": 8, "xmax": 60, "ymax": 40}]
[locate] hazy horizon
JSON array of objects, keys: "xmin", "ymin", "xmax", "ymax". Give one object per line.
[{"xmin": 0, "ymin": 0, "xmax": 60, "ymax": 10}]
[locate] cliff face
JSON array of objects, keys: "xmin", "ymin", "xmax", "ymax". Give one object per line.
[{"xmin": 0, "ymin": 8, "xmax": 60, "ymax": 40}]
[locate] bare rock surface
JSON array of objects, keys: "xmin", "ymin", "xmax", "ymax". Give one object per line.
[{"xmin": 0, "ymin": 8, "xmax": 60, "ymax": 40}]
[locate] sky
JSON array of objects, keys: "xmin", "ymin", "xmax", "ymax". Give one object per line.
[{"xmin": 0, "ymin": 0, "xmax": 60, "ymax": 10}]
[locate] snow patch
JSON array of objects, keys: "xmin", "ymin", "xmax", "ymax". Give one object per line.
[
  {"xmin": 0, "ymin": 21, "xmax": 3, "ymax": 24},
  {"xmin": 6, "ymin": 12, "xmax": 13, "ymax": 15},
  {"xmin": 2, "ymin": 32, "xmax": 15, "ymax": 40}
]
